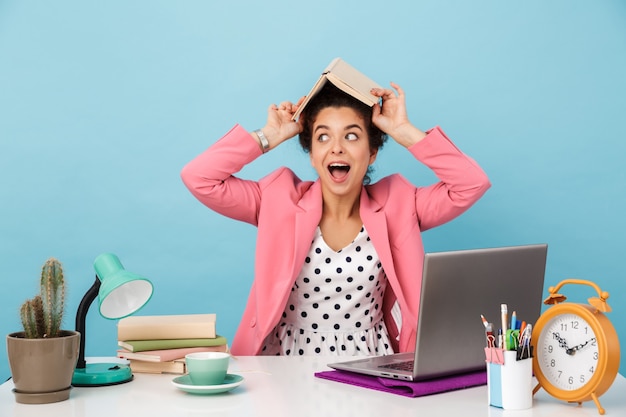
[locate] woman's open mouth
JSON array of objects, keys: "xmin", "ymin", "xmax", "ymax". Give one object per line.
[{"xmin": 328, "ymin": 163, "xmax": 350, "ymax": 180}]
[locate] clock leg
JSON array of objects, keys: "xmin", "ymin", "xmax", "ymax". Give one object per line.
[
  {"xmin": 590, "ymin": 392, "xmax": 605, "ymax": 415},
  {"xmin": 532, "ymin": 383, "xmax": 541, "ymax": 396}
]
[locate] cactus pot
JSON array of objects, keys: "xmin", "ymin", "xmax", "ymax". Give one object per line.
[{"xmin": 6, "ymin": 330, "xmax": 80, "ymax": 404}]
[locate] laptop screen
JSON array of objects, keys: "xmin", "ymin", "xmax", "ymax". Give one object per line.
[{"xmin": 412, "ymin": 244, "xmax": 547, "ymax": 379}]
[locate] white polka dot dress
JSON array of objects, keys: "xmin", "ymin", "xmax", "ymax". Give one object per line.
[{"xmin": 261, "ymin": 226, "xmax": 394, "ymax": 356}]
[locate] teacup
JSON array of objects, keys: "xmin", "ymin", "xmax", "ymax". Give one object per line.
[{"xmin": 185, "ymin": 352, "xmax": 230, "ymax": 385}]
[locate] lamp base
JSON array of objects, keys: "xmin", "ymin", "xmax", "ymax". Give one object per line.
[{"xmin": 72, "ymin": 363, "xmax": 134, "ymax": 387}]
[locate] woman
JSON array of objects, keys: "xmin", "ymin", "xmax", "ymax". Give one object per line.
[{"xmin": 181, "ymin": 82, "xmax": 490, "ymax": 356}]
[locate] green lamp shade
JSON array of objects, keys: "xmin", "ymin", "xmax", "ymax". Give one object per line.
[{"xmin": 95, "ymin": 253, "xmax": 153, "ymax": 319}]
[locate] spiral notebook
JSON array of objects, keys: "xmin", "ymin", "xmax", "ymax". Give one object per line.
[{"xmin": 327, "ymin": 244, "xmax": 547, "ymax": 382}]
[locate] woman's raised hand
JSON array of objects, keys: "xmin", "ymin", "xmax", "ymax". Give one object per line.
[
  {"xmin": 260, "ymin": 97, "xmax": 306, "ymax": 150},
  {"xmin": 371, "ymin": 82, "xmax": 426, "ymax": 148}
]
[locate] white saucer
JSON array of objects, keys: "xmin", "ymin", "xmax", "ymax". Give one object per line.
[{"xmin": 172, "ymin": 373, "xmax": 244, "ymax": 395}]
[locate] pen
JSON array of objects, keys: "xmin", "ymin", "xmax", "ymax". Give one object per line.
[{"xmin": 501, "ymin": 304, "xmax": 508, "ymax": 334}]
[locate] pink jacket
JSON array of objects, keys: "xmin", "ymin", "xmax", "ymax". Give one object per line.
[{"xmin": 181, "ymin": 124, "xmax": 490, "ymax": 355}]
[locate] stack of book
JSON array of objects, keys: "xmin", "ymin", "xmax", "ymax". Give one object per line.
[{"xmin": 116, "ymin": 313, "xmax": 228, "ymax": 374}]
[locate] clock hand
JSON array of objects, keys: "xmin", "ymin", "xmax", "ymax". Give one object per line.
[
  {"xmin": 552, "ymin": 332, "xmax": 571, "ymax": 352},
  {"xmin": 566, "ymin": 338, "xmax": 597, "ymax": 355}
]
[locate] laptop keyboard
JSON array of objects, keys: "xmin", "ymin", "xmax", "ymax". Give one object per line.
[{"xmin": 379, "ymin": 360, "xmax": 414, "ymax": 371}]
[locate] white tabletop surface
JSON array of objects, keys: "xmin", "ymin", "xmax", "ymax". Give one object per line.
[{"xmin": 1, "ymin": 356, "xmax": 625, "ymax": 417}]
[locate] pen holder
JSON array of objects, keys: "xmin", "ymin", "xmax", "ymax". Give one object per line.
[{"xmin": 485, "ymin": 348, "xmax": 533, "ymax": 410}]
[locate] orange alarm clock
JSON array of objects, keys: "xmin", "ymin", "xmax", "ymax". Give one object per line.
[{"xmin": 531, "ymin": 279, "xmax": 620, "ymax": 415}]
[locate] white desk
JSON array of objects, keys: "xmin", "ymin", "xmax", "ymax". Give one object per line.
[{"xmin": 1, "ymin": 356, "xmax": 624, "ymax": 417}]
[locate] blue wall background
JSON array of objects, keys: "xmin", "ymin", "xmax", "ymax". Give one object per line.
[{"xmin": 2, "ymin": 1, "xmax": 625, "ymax": 380}]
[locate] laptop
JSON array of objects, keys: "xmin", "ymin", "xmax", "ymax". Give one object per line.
[{"xmin": 327, "ymin": 243, "xmax": 548, "ymax": 381}]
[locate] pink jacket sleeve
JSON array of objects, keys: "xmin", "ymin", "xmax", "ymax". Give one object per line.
[
  {"xmin": 407, "ymin": 126, "xmax": 491, "ymax": 231},
  {"xmin": 180, "ymin": 124, "xmax": 264, "ymax": 226}
]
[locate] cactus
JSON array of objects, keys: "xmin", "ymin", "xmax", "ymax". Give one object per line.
[
  {"xmin": 40, "ymin": 258, "xmax": 65, "ymax": 337},
  {"xmin": 20, "ymin": 296, "xmax": 44, "ymax": 338},
  {"xmin": 19, "ymin": 258, "xmax": 66, "ymax": 338}
]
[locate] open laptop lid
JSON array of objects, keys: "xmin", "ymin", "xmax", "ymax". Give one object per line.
[
  {"xmin": 412, "ymin": 243, "xmax": 547, "ymax": 379},
  {"xmin": 328, "ymin": 244, "xmax": 547, "ymax": 381}
]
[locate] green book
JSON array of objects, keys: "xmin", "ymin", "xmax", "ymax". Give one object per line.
[{"xmin": 118, "ymin": 335, "xmax": 228, "ymax": 352}]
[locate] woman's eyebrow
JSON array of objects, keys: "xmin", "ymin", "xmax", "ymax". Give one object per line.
[
  {"xmin": 345, "ymin": 124, "xmax": 364, "ymax": 131},
  {"xmin": 313, "ymin": 124, "xmax": 329, "ymax": 133},
  {"xmin": 313, "ymin": 123, "xmax": 364, "ymax": 133}
]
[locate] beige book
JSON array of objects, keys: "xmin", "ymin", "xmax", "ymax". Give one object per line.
[
  {"xmin": 127, "ymin": 358, "xmax": 186, "ymax": 374},
  {"xmin": 292, "ymin": 57, "xmax": 383, "ymax": 121},
  {"xmin": 117, "ymin": 313, "xmax": 216, "ymax": 341}
]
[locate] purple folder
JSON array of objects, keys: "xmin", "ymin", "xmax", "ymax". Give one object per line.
[{"xmin": 314, "ymin": 369, "xmax": 487, "ymax": 398}]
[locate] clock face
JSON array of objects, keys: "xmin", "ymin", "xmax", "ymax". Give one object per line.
[{"xmin": 536, "ymin": 312, "xmax": 599, "ymax": 391}]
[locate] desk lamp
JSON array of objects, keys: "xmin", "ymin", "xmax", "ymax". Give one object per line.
[{"xmin": 72, "ymin": 253, "xmax": 153, "ymax": 386}]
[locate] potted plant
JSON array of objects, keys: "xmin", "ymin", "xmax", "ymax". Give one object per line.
[{"xmin": 6, "ymin": 257, "xmax": 80, "ymax": 404}]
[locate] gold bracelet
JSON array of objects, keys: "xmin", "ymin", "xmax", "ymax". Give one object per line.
[{"xmin": 254, "ymin": 129, "xmax": 270, "ymax": 153}]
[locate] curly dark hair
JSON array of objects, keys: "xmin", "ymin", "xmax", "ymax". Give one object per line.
[{"xmin": 298, "ymin": 83, "xmax": 388, "ymax": 184}]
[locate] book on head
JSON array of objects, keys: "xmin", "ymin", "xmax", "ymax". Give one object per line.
[
  {"xmin": 117, "ymin": 313, "xmax": 216, "ymax": 341},
  {"xmin": 291, "ymin": 57, "xmax": 383, "ymax": 121}
]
